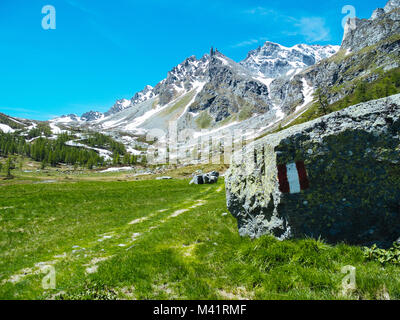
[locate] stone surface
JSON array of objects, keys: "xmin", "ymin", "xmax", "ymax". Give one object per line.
[{"xmin": 225, "ymin": 94, "xmax": 400, "ymax": 247}]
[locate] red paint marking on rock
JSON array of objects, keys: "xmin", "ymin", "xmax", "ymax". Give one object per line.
[
  {"xmin": 277, "ymin": 161, "xmax": 309, "ymax": 194},
  {"xmin": 277, "ymin": 164, "xmax": 290, "ymax": 193},
  {"xmin": 296, "ymin": 161, "xmax": 309, "ymax": 191}
]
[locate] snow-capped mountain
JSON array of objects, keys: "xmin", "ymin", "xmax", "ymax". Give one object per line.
[
  {"xmin": 53, "ymin": 42, "xmax": 338, "ymax": 128},
  {"xmin": 106, "ymin": 55, "xmax": 211, "ymax": 119},
  {"xmin": 53, "ymin": 114, "xmax": 82, "ymax": 123},
  {"xmin": 72, "ymin": 48, "xmax": 274, "ymax": 138},
  {"xmin": 81, "ymin": 111, "xmax": 104, "ymax": 122},
  {"xmin": 0, "ymin": 113, "xmax": 38, "ymax": 135},
  {"xmin": 240, "ymin": 42, "xmax": 339, "ymax": 79},
  {"xmin": 51, "ymin": 42, "xmax": 337, "ymax": 137}
]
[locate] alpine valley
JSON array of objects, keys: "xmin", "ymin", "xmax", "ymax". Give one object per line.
[{"xmin": 3, "ymin": 0, "xmax": 400, "ymax": 301}]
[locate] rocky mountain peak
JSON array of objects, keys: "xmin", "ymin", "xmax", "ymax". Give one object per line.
[
  {"xmin": 166, "ymin": 55, "xmax": 209, "ymax": 83},
  {"xmin": 385, "ymin": 0, "xmax": 400, "ymax": 13},
  {"xmin": 152, "ymin": 54, "xmax": 210, "ymax": 106}
]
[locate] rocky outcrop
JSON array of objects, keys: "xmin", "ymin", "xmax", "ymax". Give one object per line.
[
  {"xmin": 269, "ymin": 77, "xmax": 305, "ymax": 114},
  {"xmin": 189, "ymin": 52, "xmax": 272, "ymax": 123},
  {"xmin": 342, "ymin": 9, "xmax": 400, "ymax": 53},
  {"xmin": 370, "ymin": 8, "xmax": 385, "ymax": 20},
  {"xmin": 225, "ymin": 94, "xmax": 400, "ymax": 247}
]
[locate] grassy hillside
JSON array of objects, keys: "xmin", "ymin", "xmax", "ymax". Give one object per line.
[{"xmin": 1, "ymin": 176, "xmax": 400, "ymax": 300}]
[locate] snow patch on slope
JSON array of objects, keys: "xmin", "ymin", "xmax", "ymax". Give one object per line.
[
  {"xmin": 0, "ymin": 124, "xmax": 15, "ymax": 133},
  {"xmin": 296, "ymin": 79, "xmax": 314, "ymax": 112},
  {"xmin": 49, "ymin": 123, "xmax": 65, "ymax": 134},
  {"xmin": 65, "ymin": 140, "xmax": 112, "ymax": 161},
  {"xmin": 177, "ymin": 81, "xmax": 206, "ymax": 121}
]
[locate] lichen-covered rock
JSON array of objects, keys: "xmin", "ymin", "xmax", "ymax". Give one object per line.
[{"xmin": 225, "ymin": 94, "xmax": 400, "ymax": 247}]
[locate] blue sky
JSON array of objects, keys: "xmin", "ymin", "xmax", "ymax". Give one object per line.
[{"xmin": 0, "ymin": 0, "xmax": 388, "ymax": 120}]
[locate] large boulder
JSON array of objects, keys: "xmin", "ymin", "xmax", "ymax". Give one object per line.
[
  {"xmin": 190, "ymin": 171, "xmax": 219, "ymax": 185},
  {"xmin": 225, "ymin": 94, "xmax": 400, "ymax": 247}
]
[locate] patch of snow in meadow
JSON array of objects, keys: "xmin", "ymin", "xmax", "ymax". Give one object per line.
[{"xmin": 100, "ymin": 167, "xmax": 133, "ymax": 173}]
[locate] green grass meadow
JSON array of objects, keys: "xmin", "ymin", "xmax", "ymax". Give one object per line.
[{"xmin": 1, "ymin": 178, "xmax": 400, "ymax": 300}]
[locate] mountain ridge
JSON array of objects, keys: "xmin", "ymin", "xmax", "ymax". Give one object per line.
[{"xmin": 54, "ymin": 42, "xmax": 339, "ymax": 124}]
